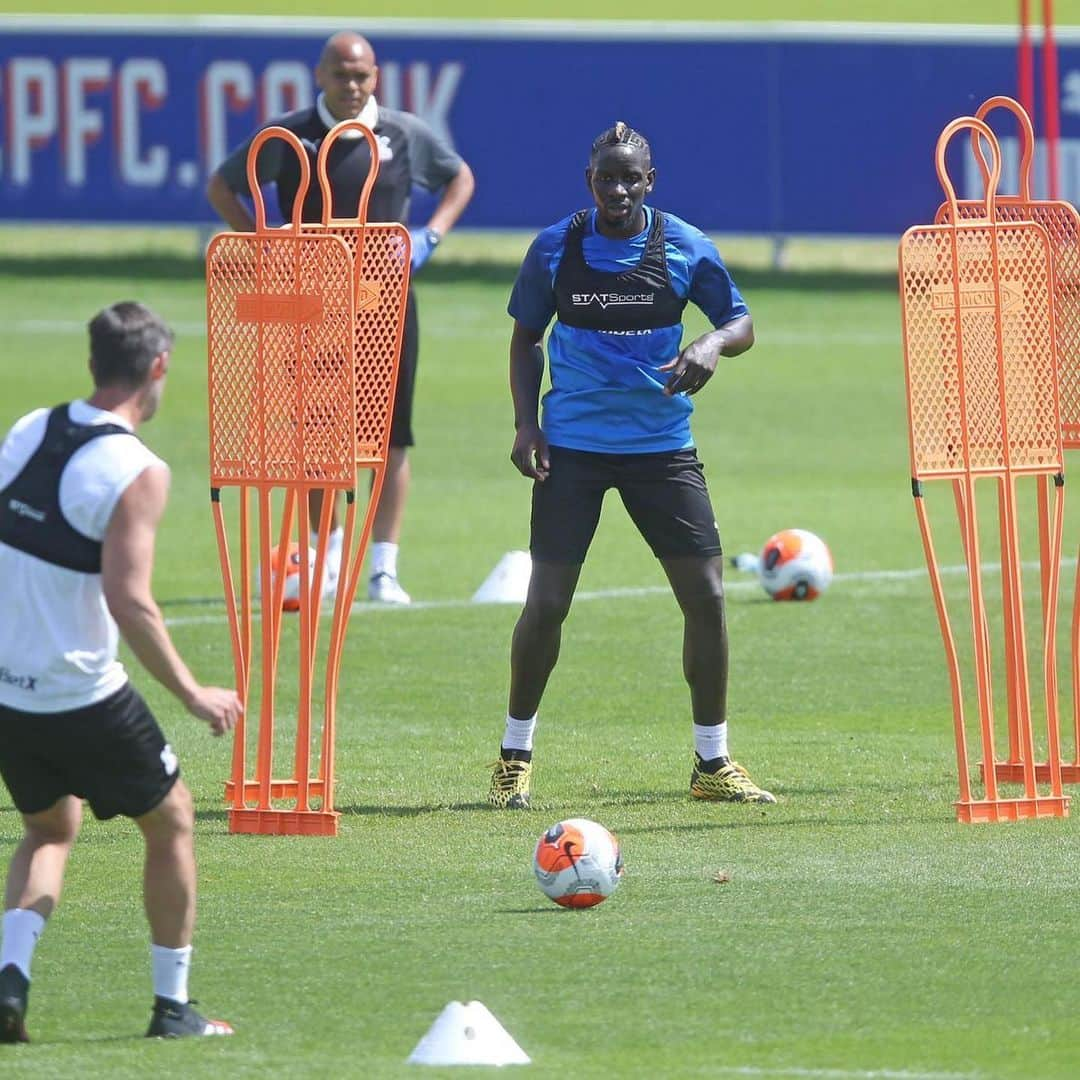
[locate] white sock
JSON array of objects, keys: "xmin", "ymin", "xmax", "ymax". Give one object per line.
[
  {"xmin": 311, "ymin": 525, "xmax": 344, "ymax": 551},
  {"xmin": 319, "ymin": 526, "xmax": 345, "ymax": 579},
  {"xmin": 0, "ymin": 908, "xmax": 45, "ymax": 981},
  {"xmin": 151, "ymin": 943, "xmax": 192, "ymax": 1004},
  {"xmin": 370, "ymin": 541, "xmax": 399, "ymax": 579},
  {"xmin": 694, "ymin": 722, "xmax": 728, "ymax": 762},
  {"xmin": 310, "ymin": 526, "xmax": 344, "ymax": 544},
  {"xmin": 503, "ymin": 713, "xmax": 538, "ymax": 752}
]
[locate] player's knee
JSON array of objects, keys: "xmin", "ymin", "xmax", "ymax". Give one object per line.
[
  {"xmin": 523, "ymin": 588, "xmax": 574, "ymax": 629},
  {"xmin": 680, "ymin": 578, "xmax": 726, "ymax": 626},
  {"xmin": 166, "ymin": 781, "xmax": 195, "ymax": 832},
  {"xmin": 22, "ymin": 796, "xmax": 81, "ymax": 846},
  {"xmin": 144, "ymin": 780, "xmax": 194, "ymax": 840}
]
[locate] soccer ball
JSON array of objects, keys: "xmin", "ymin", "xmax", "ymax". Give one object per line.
[
  {"xmin": 533, "ymin": 818, "xmax": 623, "ymax": 909},
  {"xmin": 257, "ymin": 541, "xmax": 316, "ymax": 613},
  {"xmin": 758, "ymin": 528, "xmax": 834, "ymax": 601}
]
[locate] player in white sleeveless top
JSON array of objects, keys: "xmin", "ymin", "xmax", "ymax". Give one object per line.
[
  {"xmin": 0, "ymin": 302, "xmax": 240, "ymax": 1042},
  {"xmin": 0, "ymin": 400, "xmax": 166, "ymax": 712}
]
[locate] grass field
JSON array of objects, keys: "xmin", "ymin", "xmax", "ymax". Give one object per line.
[
  {"xmin": 0, "ymin": 225, "xmax": 1078, "ymax": 1079},
  {"xmin": 0, "ymin": 2, "xmax": 1049, "ymax": 24}
]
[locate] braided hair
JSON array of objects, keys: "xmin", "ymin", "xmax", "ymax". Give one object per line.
[{"xmin": 590, "ymin": 121, "xmax": 651, "ymax": 164}]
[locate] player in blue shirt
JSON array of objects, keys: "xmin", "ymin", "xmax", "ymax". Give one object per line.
[{"xmin": 488, "ymin": 122, "xmax": 776, "ymax": 809}]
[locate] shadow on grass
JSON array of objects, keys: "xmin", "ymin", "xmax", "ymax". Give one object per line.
[
  {"xmin": 338, "ymin": 801, "xmax": 493, "ymax": 815},
  {"xmin": 195, "ymin": 800, "xmax": 491, "ymax": 823},
  {"xmin": 30, "ymin": 1032, "xmax": 147, "ymax": 1046},
  {"xmin": 609, "ymin": 799, "xmax": 946, "ymax": 829},
  {"xmin": 192, "ymin": 790, "xmax": 948, "ymax": 827},
  {"xmin": 495, "ymin": 906, "xmax": 572, "ymax": 915},
  {"xmin": 613, "ymin": 815, "xmax": 827, "ymax": 834},
  {"xmin": 0, "ymin": 252, "xmax": 898, "ymax": 295}
]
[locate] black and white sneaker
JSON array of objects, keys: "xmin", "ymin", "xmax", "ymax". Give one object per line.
[
  {"xmin": 0, "ymin": 964, "xmax": 29, "ymax": 1044},
  {"xmin": 146, "ymin": 996, "xmax": 234, "ymax": 1038}
]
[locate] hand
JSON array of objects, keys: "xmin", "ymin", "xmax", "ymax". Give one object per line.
[
  {"xmin": 409, "ymin": 227, "xmax": 439, "ymax": 272},
  {"xmin": 186, "ymin": 686, "xmax": 243, "ymax": 736},
  {"xmin": 510, "ymin": 423, "xmax": 550, "ymax": 481},
  {"xmin": 658, "ymin": 335, "xmax": 721, "ymax": 396}
]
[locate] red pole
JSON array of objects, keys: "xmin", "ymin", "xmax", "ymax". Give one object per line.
[
  {"xmin": 1043, "ymin": 0, "xmax": 1061, "ymax": 198},
  {"xmin": 1019, "ymin": 0, "xmax": 1036, "ymax": 124}
]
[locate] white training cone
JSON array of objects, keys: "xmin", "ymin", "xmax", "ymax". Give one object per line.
[
  {"xmin": 471, "ymin": 550, "xmax": 532, "ymax": 604},
  {"xmin": 407, "ymin": 1000, "xmax": 531, "ymax": 1066}
]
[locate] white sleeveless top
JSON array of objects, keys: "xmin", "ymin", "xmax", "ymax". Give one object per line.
[{"xmin": 0, "ymin": 401, "xmax": 167, "ymax": 713}]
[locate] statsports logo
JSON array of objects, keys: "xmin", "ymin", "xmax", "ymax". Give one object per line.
[
  {"xmin": 7, "ymin": 498, "xmax": 46, "ymax": 522},
  {"xmin": 571, "ymin": 292, "xmax": 655, "ymax": 309}
]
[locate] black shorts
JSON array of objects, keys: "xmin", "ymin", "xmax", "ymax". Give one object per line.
[
  {"xmin": 530, "ymin": 446, "xmax": 723, "ymax": 564},
  {"xmin": 388, "ymin": 288, "xmax": 419, "ymax": 448},
  {"xmin": 0, "ymin": 683, "xmax": 179, "ymax": 820}
]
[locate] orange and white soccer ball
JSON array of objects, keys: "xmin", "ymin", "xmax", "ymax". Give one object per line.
[
  {"xmin": 258, "ymin": 541, "xmax": 316, "ymax": 613},
  {"xmin": 533, "ymin": 818, "xmax": 623, "ymax": 909},
  {"xmin": 758, "ymin": 528, "xmax": 834, "ymax": 601}
]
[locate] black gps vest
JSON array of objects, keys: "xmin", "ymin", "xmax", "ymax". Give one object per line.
[
  {"xmin": 553, "ymin": 209, "xmax": 687, "ymax": 332},
  {"xmin": 269, "ymin": 109, "xmax": 415, "ymax": 226},
  {"xmin": 0, "ymin": 405, "xmax": 133, "ymax": 573}
]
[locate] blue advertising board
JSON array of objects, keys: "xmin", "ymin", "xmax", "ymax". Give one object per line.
[{"xmin": 0, "ymin": 17, "xmax": 1078, "ymax": 234}]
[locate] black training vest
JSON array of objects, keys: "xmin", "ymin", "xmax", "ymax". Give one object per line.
[
  {"xmin": 269, "ymin": 109, "xmax": 415, "ymax": 226},
  {"xmin": 553, "ymin": 209, "xmax": 687, "ymax": 332},
  {"xmin": 0, "ymin": 405, "xmax": 133, "ymax": 573}
]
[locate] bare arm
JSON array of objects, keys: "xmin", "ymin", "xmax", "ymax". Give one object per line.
[
  {"xmin": 660, "ymin": 313, "xmax": 755, "ymax": 397},
  {"xmin": 206, "ymin": 170, "xmax": 256, "ymax": 233},
  {"xmin": 101, "ymin": 466, "xmax": 242, "ymax": 735},
  {"xmin": 425, "ymin": 161, "xmax": 476, "ymax": 237},
  {"xmin": 508, "ymin": 320, "xmax": 549, "ymax": 481}
]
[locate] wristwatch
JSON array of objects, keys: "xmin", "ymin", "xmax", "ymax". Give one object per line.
[{"xmin": 424, "ymin": 227, "xmax": 442, "ymax": 249}]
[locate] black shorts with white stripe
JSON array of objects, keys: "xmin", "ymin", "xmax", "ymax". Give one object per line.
[{"xmin": 0, "ymin": 683, "xmax": 179, "ymax": 820}]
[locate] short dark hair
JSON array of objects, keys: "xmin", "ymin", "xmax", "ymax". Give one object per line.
[
  {"xmin": 590, "ymin": 121, "xmax": 651, "ymax": 164},
  {"xmin": 88, "ymin": 301, "xmax": 174, "ymax": 388}
]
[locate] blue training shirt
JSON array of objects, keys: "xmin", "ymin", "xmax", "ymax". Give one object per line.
[{"xmin": 508, "ymin": 206, "xmax": 749, "ymax": 454}]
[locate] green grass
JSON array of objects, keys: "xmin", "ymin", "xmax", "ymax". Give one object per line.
[
  {"xmin": 0, "ymin": 229, "xmax": 1079, "ymax": 1079},
  {"xmin": 0, "ymin": 1, "xmax": 1045, "ymax": 23}
]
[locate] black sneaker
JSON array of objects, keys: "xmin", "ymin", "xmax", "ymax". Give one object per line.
[
  {"xmin": 146, "ymin": 996, "xmax": 234, "ymax": 1038},
  {"xmin": 0, "ymin": 964, "xmax": 29, "ymax": 1044}
]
